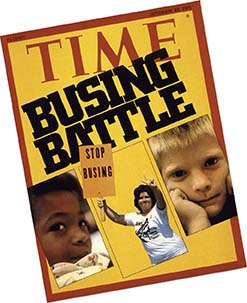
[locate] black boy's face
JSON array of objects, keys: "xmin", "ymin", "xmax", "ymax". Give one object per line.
[{"xmin": 34, "ymin": 191, "xmax": 92, "ymax": 265}]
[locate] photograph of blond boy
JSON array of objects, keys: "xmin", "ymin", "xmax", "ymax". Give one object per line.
[{"xmin": 148, "ymin": 115, "xmax": 237, "ymax": 235}]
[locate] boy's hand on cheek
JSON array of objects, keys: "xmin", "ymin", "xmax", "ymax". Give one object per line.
[{"xmin": 170, "ymin": 188, "xmax": 211, "ymax": 235}]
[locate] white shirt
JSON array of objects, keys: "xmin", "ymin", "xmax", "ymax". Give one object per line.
[{"xmin": 125, "ymin": 204, "xmax": 187, "ymax": 265}]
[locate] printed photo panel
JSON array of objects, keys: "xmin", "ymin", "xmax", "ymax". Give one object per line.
[
  {"xmin": 27, "ymin": 169, "xmax": 112, "ymax": 288},
  {"xmin": 93, "ymin": 141, "xmax": 187, "ymax": 277},
  {"xmin": 148, "ymin": 115, "xmax": 237, "ymax": 236}
]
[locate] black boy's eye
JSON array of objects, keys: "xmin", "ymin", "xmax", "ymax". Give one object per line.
[
  {"xmin": 49, "ymin": 223, "xmax": 65, "ymax": 232},
  {"xmin": 205, "ymin": 157, "xmax": 218, "ymax": 167},
  {"xmin": 79, "ymin": 220, "xmax": 89, "ymax": 231}
]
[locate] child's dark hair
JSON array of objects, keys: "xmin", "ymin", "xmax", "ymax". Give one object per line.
[
  {"xmin": 28, "ymin": 172, "xmax": 84, "ymax": 224},
  {"xmin": 134, "ymin": 184, "xmax": 156, "ymax": 212}
]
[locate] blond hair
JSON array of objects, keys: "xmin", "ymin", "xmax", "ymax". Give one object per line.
[{"xmin": 148, "ymin": 115, "xmax": 216, "ymax": 163}]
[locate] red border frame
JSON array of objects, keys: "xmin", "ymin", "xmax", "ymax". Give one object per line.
[{"xmin": 1, "ymin": 1, "xmax": 246, "ymax": 301}]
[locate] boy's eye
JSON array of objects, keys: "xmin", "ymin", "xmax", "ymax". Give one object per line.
[
  {"xmin": 49, "ymin": 223, "xmax": 65, "ymax": 232},
  {"xmin": 79, "ymin": 220, "xmax": 89, "ymax": 230},
  {"xmin": 171, "ymin": 170, "xmax": 187, "ymax": 179},
  {"xmin": 205, "ymin": 157, "xmax": 218, "ymax": 167}
]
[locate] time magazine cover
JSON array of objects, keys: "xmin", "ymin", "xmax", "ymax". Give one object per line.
[{"xmin": 0, "ymin": 0, "xmax": 246, "ymax": 302}]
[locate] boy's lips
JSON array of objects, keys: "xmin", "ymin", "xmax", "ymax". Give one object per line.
[{"xmin": 197, "ymin": 193, "xmax": 221, "ymax": 205}]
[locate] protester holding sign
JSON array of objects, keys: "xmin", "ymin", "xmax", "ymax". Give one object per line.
[{"xmin": 97, "ymin": 177, "xmax": 187, "ymax": 265}]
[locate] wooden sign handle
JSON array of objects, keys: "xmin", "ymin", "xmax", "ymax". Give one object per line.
[{"xmin": 100, "ymin": 207, "xmax": 106, "ymax": 222}]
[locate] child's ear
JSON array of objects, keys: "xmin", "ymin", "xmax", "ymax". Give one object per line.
[{"xmin": 226, "ymin": 174, "xmax": 233, "ymax": 195}]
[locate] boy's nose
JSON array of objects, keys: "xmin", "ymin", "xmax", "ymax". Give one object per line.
[
  {"xmin": 192, "ymin": 170, "xmax": 211, "ymax": 193},
  {"xmin": 71, "ymin": 227, "xmax": 90, "ymax": 246}
]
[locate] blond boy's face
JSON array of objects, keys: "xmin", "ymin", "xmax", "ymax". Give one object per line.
[
  {"xmin": 34, "ymin": 191, "xmax": 92, "ymax": 265},
  {"xmin": 159, "ymin": 134, "xmax": 229, "ymax": 218}
]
